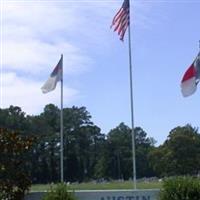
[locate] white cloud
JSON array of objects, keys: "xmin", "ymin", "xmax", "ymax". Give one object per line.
[
  {"xmin": 2, "ymin": 2, "xmax": 94, "ymax": 76},
  {"xmin": 3, "ymin": 40, "xmax": 92, "ymax": 75},
  {"xmin": 3, "ymin": 2, "xmax": 75, "ymax": 35},
  {"xmin": 2, "ymin": 72, "xmax": 78, "ymax": 115}
]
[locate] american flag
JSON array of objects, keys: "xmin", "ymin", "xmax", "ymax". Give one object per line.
[{"xmin": 111, "ymin": 0, "xmax": 130, "ymax": 41}]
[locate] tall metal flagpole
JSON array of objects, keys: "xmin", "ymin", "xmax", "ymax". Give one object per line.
[
  {"xmin": 128, "ymin": 0, "xmax": 136, "ymax": 189},
  {"xmin": 60, "ymin": 54, "xmax": 64, "ymax": 182}
]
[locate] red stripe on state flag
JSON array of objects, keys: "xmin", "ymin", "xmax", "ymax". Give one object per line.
[
  {"xmin": 181, "ymin": 63, "xmax": 196, "ymax": 83},
  {"xmin": 181, "ymin": 51, "xmax": 200, "ymax": 97},
  {"xmin": 181, "ymin": 63, "xmax": 197, "ymax": 97}
]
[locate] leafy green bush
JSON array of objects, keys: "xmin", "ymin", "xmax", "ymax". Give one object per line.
[
  {"xmin": 160, "ymin": 176, "xmax": 200, "ymax": 200},
  {"xmin": 42, "ymin": 183, "xmax": 76, "ymax": 200},
  {"xmin": 0, "ymin": 128, "xmax": 34, "ymax": 200}
]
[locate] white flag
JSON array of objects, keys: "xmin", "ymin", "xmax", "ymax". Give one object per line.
[{"xmin": 41, "ymin": 56, "xmax": 63, "ymax": 94}]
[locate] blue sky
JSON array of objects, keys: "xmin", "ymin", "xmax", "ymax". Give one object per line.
[{"xmin": 1, "ymin": 0, "xmax": 200, "ymax": 145}]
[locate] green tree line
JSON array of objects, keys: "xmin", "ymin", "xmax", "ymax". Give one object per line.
[{"xmin": 0, "ymin": 104, "xmax": 200, "ymax": 184}]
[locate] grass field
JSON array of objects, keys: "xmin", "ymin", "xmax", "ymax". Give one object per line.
[{"xmin": 31, "ymin": 180, "xmax": 162, "ymax": 192}]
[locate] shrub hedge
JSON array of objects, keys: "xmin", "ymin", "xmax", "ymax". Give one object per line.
[
  {"xmin": 160, "ymin": 176, "xmax": 200, "ymax": 200},
  {"xmin": 42, "ymin": 183, "xmax": 76, "ymax": 200}
]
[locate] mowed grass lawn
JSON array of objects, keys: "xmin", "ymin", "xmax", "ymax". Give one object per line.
[{"xmin": 31, "ymin": 180, "xmax": 162, "ymax": 192}]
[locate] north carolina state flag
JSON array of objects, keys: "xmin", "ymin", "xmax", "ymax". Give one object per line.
[{"xmin": 181, "ymin": 52, "xmax": 200, "ymax": 97}]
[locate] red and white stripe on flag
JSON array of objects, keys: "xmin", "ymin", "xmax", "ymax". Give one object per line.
[
  {"xmin": 181, "ymin": 64, "xmax": 197, "ymax": 97},
  {"xmin": 111, "ymin": 0, "xmax": 130, "ymax": 41},
  {"xmin": 181, "ymin": 52, "xmax": 200, "ymax": 97}
]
